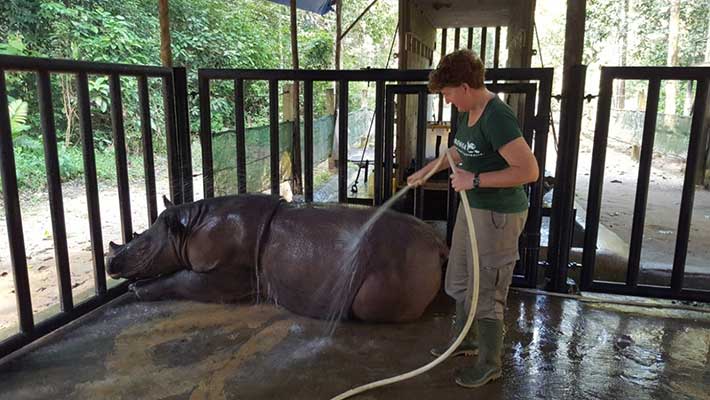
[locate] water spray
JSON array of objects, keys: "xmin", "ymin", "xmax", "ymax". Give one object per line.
[{"xmin": 330, "ymin": 149, "xmax": 480, "ymax": 400}]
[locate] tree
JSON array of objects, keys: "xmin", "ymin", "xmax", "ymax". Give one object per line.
[{"xmin": 665, "ymin": 0, "xmax": 681, "ymax": 115}]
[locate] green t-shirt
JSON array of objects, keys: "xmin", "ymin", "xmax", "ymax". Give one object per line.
[{"xmin": 453, "ymin": 96, "xmax": 529, "ymax": 213}]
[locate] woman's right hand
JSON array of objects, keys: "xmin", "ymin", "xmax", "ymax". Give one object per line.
[{"xmin": 407, "ymin": 168, "xmax": 428, "ymax": 187}]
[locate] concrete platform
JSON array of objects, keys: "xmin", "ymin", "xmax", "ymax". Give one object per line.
[{"xmin": 1, "ymin": 290, "xmax": 709, "ymax": 400}]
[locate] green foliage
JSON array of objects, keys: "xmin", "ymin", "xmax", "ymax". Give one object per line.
[
  {"xmin": 8, "ymin": 97, "xmax": 30, "ymax": 136},
  {"xmin": 1, "ymin": 0, "xmax": 398, "ymax": 193}
]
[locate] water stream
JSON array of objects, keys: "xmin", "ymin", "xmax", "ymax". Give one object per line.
[{"xmin": 314, "ymin": 186, "xmax": 413, "ymax": 336}]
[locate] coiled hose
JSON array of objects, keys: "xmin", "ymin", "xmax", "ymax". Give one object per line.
[{"xmin": 330, "ymin": 149, "xmax": 480, "ymax": 400}]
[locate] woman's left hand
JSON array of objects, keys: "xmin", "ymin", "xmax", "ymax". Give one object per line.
[{"xmin": 450, "ymin": 170, "xmax": 476, "ymax": 192}]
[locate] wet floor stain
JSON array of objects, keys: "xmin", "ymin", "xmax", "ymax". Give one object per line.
[{"xmin": 0, "ymin": 291, "xmax": 708, "ymax": 400}]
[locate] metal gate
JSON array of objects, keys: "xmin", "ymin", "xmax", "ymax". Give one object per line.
[
  {"xmin": 581, "ymin": 67, "xmax": 710, "ymax": 301},
  {"xmin": 0, "ymin": 55, "xmax": 192, "ymax": 359},
  {"xmin": 381, "ymin": 70, "xmax": 553, "ymax": 288}
]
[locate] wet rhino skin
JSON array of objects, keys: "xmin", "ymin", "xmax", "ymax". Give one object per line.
[{"xmin": 107, "ymin": 194, "xmax": 447, "ymax": 323}]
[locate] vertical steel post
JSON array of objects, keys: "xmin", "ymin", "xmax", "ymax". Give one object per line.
[
  {"xmin": 0, "ymin": 70, "xmax": 34, "ymax": 332},
  {"xmin": 234, "ymin": 78, "xmax": 247, "ymax": 194},
  {"xmin": 671, "ymin": 78, "xmax": 709, "ymax": 293},
  {"xmin": 198, "ymin": 74, "xmax": 214, "ymax": 198},
  {"xmin": 77, "ymin": 72, "xmax": 107, "ymax": 295},
  {"xmin": 626, "ymin": 79, "xmax": 660, "ymax": 287},
  {"xmin": 338, "ymin": 80, "xmax": 349, "ymax": 203},
  {"xmin": 303, "ymin": 80, "xmax": 314, "ymax": 202},
  {"xmin": 547, "ymin": 65, "xmax": 586, "ymax": 292},
  {"xmin": 137, "ymin": 75, "xmax": 158, "ymax": 223},
  {"xmin": 269, "ymin": 79, "xmax": 280, "ymax": 196},
  {"xmin": 109, "ymin": 74, "xmax": 133, "ymax": 244},
  {"xmin": 38, "ymin": 70, "xmax": 73, "ymax": 311}
]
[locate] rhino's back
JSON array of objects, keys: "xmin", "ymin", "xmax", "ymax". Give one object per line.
[{"xmin": 258, "ymin": 204, "xmax": 446, "ymax": 319}]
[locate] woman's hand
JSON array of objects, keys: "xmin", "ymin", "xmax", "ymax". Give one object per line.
[
  {"xmin": 407, "ymin": 168, "xmax": 428, "ymax": 187},
  {"xmin": 450, "ymin": 169, "xmax": 475, "ymax": 192}
]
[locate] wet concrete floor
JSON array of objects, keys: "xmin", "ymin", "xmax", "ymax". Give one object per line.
[{"xmin": 1, "ymin": 290, "xmax": 708, "ymax": 400}]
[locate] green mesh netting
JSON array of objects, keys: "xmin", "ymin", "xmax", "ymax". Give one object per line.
[
  {"xmin": 212, "ymin": 109, "xmax": 374, "ymax": 195},
  {"xmin": 610, "ymin": 110, "xmax": 692, "ymax": 156}
]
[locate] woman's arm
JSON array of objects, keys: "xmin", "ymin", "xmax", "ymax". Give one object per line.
[
  {"xmin": 450, "ymin": 137, "xmax": 538, "ymax": 191},
  {"xmin": 407, "ymin": 146, "xmax": 462, "ymax": 187}
]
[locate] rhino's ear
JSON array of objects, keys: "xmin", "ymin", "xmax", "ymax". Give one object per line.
[
  {"xmin": 163, "ymin": 195, "xmax": 174, "ymax": 209},
  {"xmin": 109, "ymin": 241, "xmax": 120, "ymax": 250}
]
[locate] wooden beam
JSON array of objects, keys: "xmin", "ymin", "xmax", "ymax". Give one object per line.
[
  {"xmin": 290, "ymin": 0, "xmax": 303, "ymax": 194},
  {"xmin": 158, "ymin": 0, "xmax": 173, "ymax": 67}
]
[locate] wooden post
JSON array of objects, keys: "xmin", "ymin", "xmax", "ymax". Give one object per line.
[
  {"xmin": 283, "ymin": 84, "xmax": 294, "ymax": 121},
  {"xmin": 158, "ymin": 0, "xmax": 173, "ymax": 67},
  {"xmin": 290, "ymin": 0, "xmax": 302, "ymax": 194},
  {"xmin": 547, "ymin": 0, "xmax": 587, "ymax": 292},
  {"xmin": 326, "ymin": 88, "xmax": 335, "ymax": 115}
]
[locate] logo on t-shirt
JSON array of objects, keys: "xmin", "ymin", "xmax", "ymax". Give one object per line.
[{"xmin": 454, "ymin": 137, "xmax": 483, "ymax": 157}]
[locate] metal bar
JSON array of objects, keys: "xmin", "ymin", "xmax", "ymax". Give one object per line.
[
  {"xmin": 384, "ymin": 87, "xmax": 395, "ymax": 200},
  {"xmin": 415, "ymin": 87, "xmax": 428, "ymax": 218},
  {"xmin": 374, "ymin": 80, "xmax": 385, "ymax": 205},
  {"xmin": 547, "ymin": 65, "xmax": 587, "ymax": 292},
  {"xmin": 198, "ymin": 75, "xmax": 214, "ymax": 198},
  {"xmin": 480, "ymin": 27, "xmax": 487, "ymax": 63},
  {"xmin": 0, "ymin": 282, "xmax": 129, "ymax": 359},
  {"xmin": 438, "ymin": 29, "xmax": 447, "ymax": 123},
  {"xmin": 627, "ymin": 79, "xmax": 660, "ymax": 287},
  {"xmin": 446, "ymin": 107, "xmax": 459, "ymax": 245},
  {"xmin": 198, "ymin": 67, "xmax": 555, "ymax": 83},
  {"xmin": 0, "ymin": 70, "xmax": 34, "ymax": 332},
  {"xmin": 303, "ymin": 80, "xmax": 314, "ymax": 202},
  {"xmin": 588, "ymin": 281, "xmax": 710, "ymax": 302},
  {"xmin": 454, "ymin": 28, "xmax": 460, "ymax": 50},
  {"xmin": 581, "ymin": 69, "xmax": 614, "ymax": 290},
  {"xmin": 162, "ymin": 74, "xmax": 181, "ymax": 204},
  {"xmin": 671, "ymin": 78, "xmax": 709, "ymax": 293},
  {"xmin": 38, "ymin": 70, "xmax": 73, "ymax": 312},
  {"xmin": 137, "ymin": 75, "xmax": 158, "ymax": 224},
  {"xmin": 173, "ymin": 67, "xmax": 193, "ymax": 203},
  {"xmin": 338, "ymin": 80, "xmax": 349, "ymax": 203},
  {"xmin": 467, "ymin": 28, "xmax": 473, "ymax": 50},
  {"xmin": 494, "ymin": 27, "xmax": 501, "ymax": 69},
  {"xmin": 269, "ymin": 79, "xmax": 280, "ymax": 196},
  {"xmin": 109, "ymin": 74, "xmax": 133, "ymax": 244},
  {"xmin": 76, "ymin": 72, "xmax": 107, "ymax": 295},
  {"xmin": 602, "ymin": 66, "xmax": 710, "ymax": 80},
  {"xmin": 0, "ymin": 54, "xmax": 172, "ymax": 76},
  {"xmin": 522, "ymin": 87, "xmax": 541, "ymax": 288},
  {"xmin": 234, "ymin": 78, "xmax": 247, "ymax": 194}
]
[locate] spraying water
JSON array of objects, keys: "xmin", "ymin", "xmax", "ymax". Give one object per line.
[{"xmin": 313, "ymin": 186, "xmax": 413, "ymax": 336}]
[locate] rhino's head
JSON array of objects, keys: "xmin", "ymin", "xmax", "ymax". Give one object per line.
[{"xmin": 107, "ymin": 196, "xmax": 186, "ymax": 280}]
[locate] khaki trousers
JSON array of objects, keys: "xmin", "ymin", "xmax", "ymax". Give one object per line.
[{"xmin": 444, "ymin": 205, "xmax": 528, "ymax": 320}]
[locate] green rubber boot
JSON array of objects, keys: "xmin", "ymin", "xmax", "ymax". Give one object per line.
[
  {"xmin": 430, "ymin": 301, "xmax": 478, "ymax": 357},
  {"xmin": 455, "ymin": 318, "xmax": 504, "ymax": 388}
]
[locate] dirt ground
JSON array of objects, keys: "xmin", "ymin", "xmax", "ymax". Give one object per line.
[
  {"xmin": 0, "ymin": 163, "xmax": 205, "ymax": 334},
  {"xmin": 573, "ymin": 133, "xmax": 710, "ymax": 275}
]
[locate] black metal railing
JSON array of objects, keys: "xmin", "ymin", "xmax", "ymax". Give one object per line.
[
  {"xmin": 581, "ymin": 66, "xmax": 710, "ymax": 301},
  {"xmin": 0, "ymin": 54, "xmax": 191, "ymax": 359},
  {"xmin": 198, "ymin": 67, "xmax": 553, "ymax": 289}
]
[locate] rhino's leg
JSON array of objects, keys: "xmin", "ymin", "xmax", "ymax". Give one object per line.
[
  {"xmin": 130, "ymin": 268, "xmax": 254, "ymax": 303},
  {"xmin": 351, "ymin": 255, "xmax": 441, "ymax": 323}
]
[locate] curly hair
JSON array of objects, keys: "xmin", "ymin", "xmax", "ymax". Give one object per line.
[{"xmin": 428, "ymin": 49, "xmax": 485, "ymax": 92}]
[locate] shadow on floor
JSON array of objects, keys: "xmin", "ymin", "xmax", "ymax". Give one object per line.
[{"xmin": 1, "ymin": 290, "xmax": 708, "ymax": 400}]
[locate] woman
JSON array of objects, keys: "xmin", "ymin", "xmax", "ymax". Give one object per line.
[{"xmin": 407, "ymin": 49, "xmax": 539, "ymax": 388}]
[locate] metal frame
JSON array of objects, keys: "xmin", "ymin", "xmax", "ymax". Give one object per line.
[
  {"xmin": 581, "ymin": 66, "xmax": 710, "ymax": 302},
  {"xmin": 0, "ymin": 55, "xmax": 191, "ymax": 359},
  {"xmin": 198, "ymin": 68, "xmax": 552, "ymax": 207}
]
